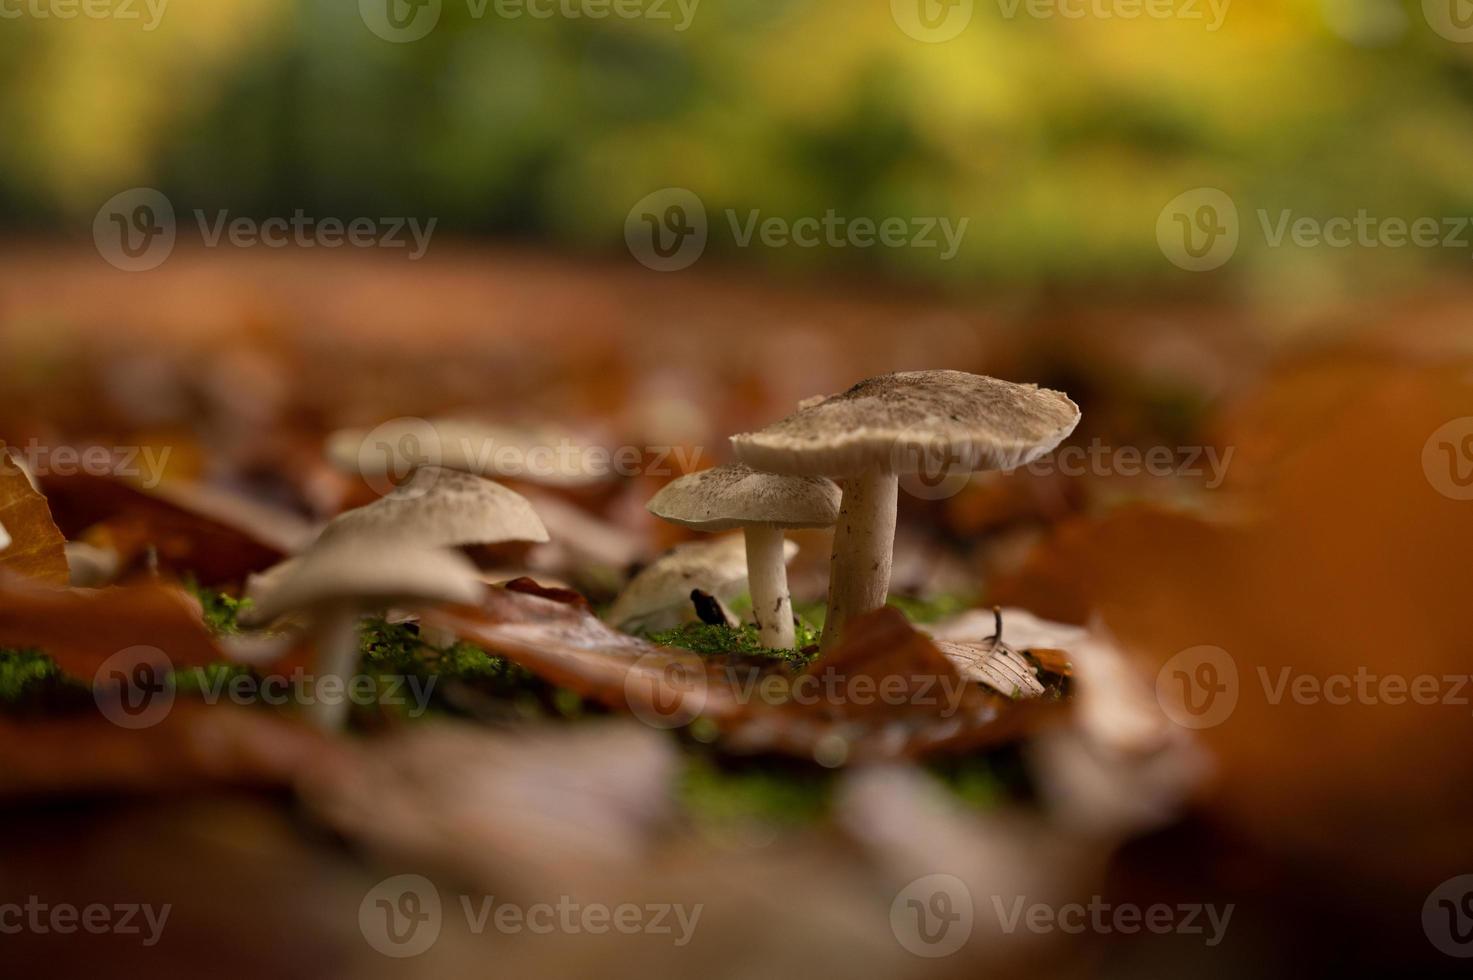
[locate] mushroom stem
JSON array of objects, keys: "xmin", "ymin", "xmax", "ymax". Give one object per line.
[
  {"xmin": 744, "ymin": 524, "xmax": 794, "ymax": 650},
  {"xmin": 819, "ymin": 469, "xmax": 898, "ymax": 651},
  {"xmin": 306, "ymin": 602, "xmax": 361, "ymax": 731}
]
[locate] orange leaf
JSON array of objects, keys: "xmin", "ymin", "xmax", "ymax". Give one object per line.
[{"xmin": 0, "ymin": 449, "xmax": 68, "ymax": 585}]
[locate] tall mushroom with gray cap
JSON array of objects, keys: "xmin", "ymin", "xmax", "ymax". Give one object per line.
[
  {"xmin": 647, "ymin": 463, "xmax": 839, "ymax": 650},
  {"xmin": 238, "ymin": 538, "xmax": 485, "ymax": 730},
  {"xmin": 732, "ymin": 370, "xmax": 1079, "ymax": 650}
]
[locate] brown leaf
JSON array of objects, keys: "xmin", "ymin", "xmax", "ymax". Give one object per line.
[
  {"xmin": 0, "ymin": 703, "xmax": 339, "ymax": 799},
  {"xmin": 0, "ymin": 449, "xmax": 68, "ymax": 584},
  {"xmin": 0, "ymin": 572, "xmax": 224, "ymax": 678},
  {"xmin": 427, "ymin": 592, "xmax": 1064, "ymax": 764},
  {"xmin": 36, "ymin": 471, "xmax": 289, "ymax": 586}
]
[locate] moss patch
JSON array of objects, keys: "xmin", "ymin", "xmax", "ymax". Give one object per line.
[{"xmin": 648, "ymin": 621, "xmax": 819, "ymax": 669}]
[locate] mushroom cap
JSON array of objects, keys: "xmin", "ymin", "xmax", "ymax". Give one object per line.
[
  {"xmin": 730, "ymin": 370, "xmax": 1080, "ymax": 478},
  {"xmin": 318, "ymin": 466, "xmax": 549, "ymax": 549},
  {"xmin": 647, "ymin": 463, "xmax": 840, "ymax": 532},
  {"xmin": 240, "ymin": 540, "xmax": 486, "ymax": 627},
  {"xmin": 605, "ymin": 534, "xmax": 798, "ymax": 631},
  {"xmin": 327, "ymin": 418, "xmax": 610, "ymax": 488}
]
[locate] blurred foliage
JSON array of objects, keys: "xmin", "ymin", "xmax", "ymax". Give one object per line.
[{"xmin": 3, "ymin": 1, "xmax": 1473, "ymax": 298}]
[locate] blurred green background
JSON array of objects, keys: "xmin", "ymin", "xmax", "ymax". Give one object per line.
[{"xmin": 2, "ymin": 0, "xmax": 1472, "ymax": 300}]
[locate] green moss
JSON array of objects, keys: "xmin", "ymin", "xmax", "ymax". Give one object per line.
[
  {"xmin": 0, "ymin": 648, "xmax": 64, "ymax": 703},
  {"xmin": 184, "ymin": 579, "xmax": 252, "ymax": 635},
  {"xmin": 679, "ymin": 754, "xmax": 834, "ymax": 827},
  {"xmin": 170, "ymin": 662, "xmax": 253, "ymax": 697},
  {"xmin": 885, "ymin": 593, "xmax": 975, "ymax": 625},
  {"xmin": 357, "ymin": 617, "xmax": 587, "ymax": 719},
  {"xmin": 648, "ymin": 621, "xmax": 819, "ymax": 669}
]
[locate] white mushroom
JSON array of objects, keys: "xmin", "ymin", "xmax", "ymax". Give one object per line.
[
  {"xmin": 733, "ymin": 371, "xmax": 1079, "ymax": 650},
  {"xmin": 647, "ymin": 463, "xmax": 839, "ymax": 649},
  {"xmin": 315, "ymin": 466, "xmax": 546, "ymax": 647},
  {"xmin": 238, "ymin": 539, "xmax": 485, "ymax": 730},
  {"xmin": 605, "ymin": 534, "xmax": 797, "ymax": 635},
  {"xmin": 327, "ymin": 418, "xmax": 611, "ymax": 489}
]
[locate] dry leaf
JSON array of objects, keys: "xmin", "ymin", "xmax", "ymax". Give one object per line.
[
  {"xmin": 0, "ymin": 571, "xmax": 224, "ymax": 678},
  {"xmin": 0, "ymin": 449, "xmax": 68, "ymax": 584}
]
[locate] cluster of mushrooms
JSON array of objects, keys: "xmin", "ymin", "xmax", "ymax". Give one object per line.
[{"xmin": 241, "ymin": 370, "xmax": 1080, "ymax": 729}]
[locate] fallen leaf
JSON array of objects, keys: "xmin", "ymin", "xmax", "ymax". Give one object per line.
[
  {"xmin": 0, "ymin": 572, "xmax": 224, "ymax": 678},
  {"xmin": 0, "ymin": 448, "xmax": 68, "ymax": 584},
  {"xmin": 0, "ymin": 703, "xmax": 338, "ymax": 799}
]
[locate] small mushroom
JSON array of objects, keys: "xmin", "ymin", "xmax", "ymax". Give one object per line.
[
  {"xmin": 605, "ymin": 534, "xmax": 798, "ymax": 635},
  {"xmin": 328, "ymin": 418, "xmax": 611, "ymax": 489},
  {"xmin": 238, "ymin": 539, "xmax": 485, "ymax": 730},
  {"xmin": 733, "ymin": 371, "xmax": 1079, "ymax": 650},
  {"xmin": 647, "ymin": 463, "xmax": 839, "ymax": 649},
  {"xmin": 313, "ymin": 466, "xmax": 546, "ymax": 646},
  {"xmin": 317, "ymin": 465, "xmax": 549, "ymax": 549}
]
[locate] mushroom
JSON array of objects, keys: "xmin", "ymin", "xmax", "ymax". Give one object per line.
[
  {"xmin": 238, "ymin": 538, "xmax": 485, "ymax": 730},
  {"xmin": 327, "ymin": 418, "xmax": 611, "ymax": 490},
  {"xmin": 646, "ymin": 463, "xmax": 839, "ymax": 649},
  {"xmin": 315, "ymin": 465, "xmax": 546, "ymax": 646},
  {"xmin": 606, "ymin": 534, "xmax": 797, "ymax": 635},
  {"xmin": 732, "ymin": 371, "xmax": 1079, "ymax": 650}
]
